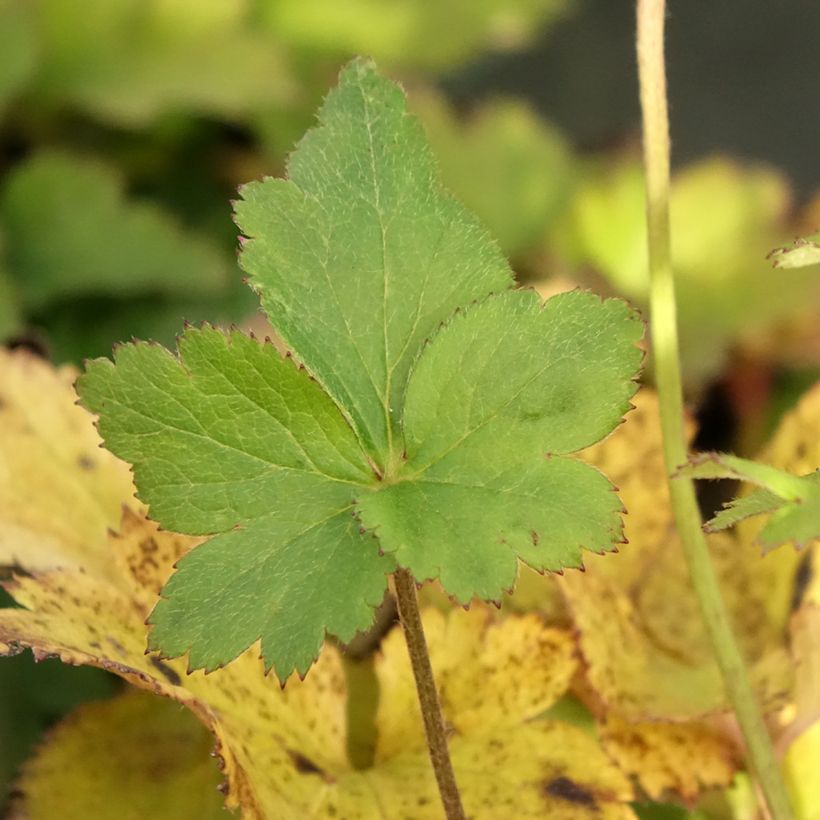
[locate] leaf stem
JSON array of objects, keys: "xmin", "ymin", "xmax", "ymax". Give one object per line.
[
  {"xmin": 636, "ymin": 2, "xmax": 794, "ymax": 818},
  {"xmin": 392, "ymin": 568, "xmax": 466, "ymax": 820}
]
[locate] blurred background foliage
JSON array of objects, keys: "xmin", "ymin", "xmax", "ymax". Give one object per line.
[{"xmin": 1, "ymin": 0, "xmax": 820, "ymax": 813}]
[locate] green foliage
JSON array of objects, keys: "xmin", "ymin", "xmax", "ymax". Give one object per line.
[
  {"xmin": 0, "ymin": 0, "xmax": 36, "ymax": 109},
  {"xmin": 357, "ymin": 289, "xmax": 641, "ymax": 601},
  {"xmin": 28, "ymin": 0, "xmax": 293, "ymax": 126},
  {"xmin": 555, "ymin": 157, "xmax": 820, "ymax": 384},
  {"xmin": 79, "ymin": 60, "xmax": 643, "ymax": 681},
  {"xmin": 681, "ymin": 453, "xmax": 820, "ymax": 551},
  {"xmin": 415, "ymin": 94, "xmax": 575, "ymax": 258},
  {"xmin": 235, "ymin": 60, "xmax": 514, "ymax": 462},
  {"xmin": 258, "ymin": 0, "xmax": 567, "ymax": 70},
  {"xmin": 0, "ymin": 152, "xmax": 229, "ymax": 312},
  {"xmin": 80, "ymin": 327, "xmax": 393, "ymax": 677}
]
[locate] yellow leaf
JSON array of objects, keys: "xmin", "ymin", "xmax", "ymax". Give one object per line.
[
  {"xmin": 560, "ymin": 390, "xmax": 793, "ymax": 721},
  {"xmin": 372, "ymin": 606, "xmax": 634, "ymax": 819},
  {"xmin": 0, "ymin": 350, "xmax": 135, "ymax": 581},
  {"xmin": 599, "ymin": 716, "xmax": 739, "ymax": 803},
  {"xmin": 781, "ymin": 605, "xmax": 820, "ymax": 820},
  {"xmin": 10, "ymin": 691, "xmax": 226, "ymax": 820},
  {"xmin": 0, "ymin": 348, "xmax": 636, "ymax": 818},
  {"xmin": 783, "ymin": 723, "xmax": 820, "ymax": 820},
  {"xmin": 375, "ymin": 606, "xmax": 577, "ymax": 757}
]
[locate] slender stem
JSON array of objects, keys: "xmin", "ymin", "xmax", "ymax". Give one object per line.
[
  {"xmin": 393, "ymin": 568, "xmax": 466, "ymax": 820},
  {"xmin": 636, "ymin": 2, "xmax": 793, "ymax": 818}
]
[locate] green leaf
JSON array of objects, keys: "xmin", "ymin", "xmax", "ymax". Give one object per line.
[
  {"xmin": 415, "ymin": 93, "xmax": 575, "ymax": 257},
  {"xmin": 677, "ymin": 453, "xmax": 809, "ymax": 501},
  {"xmin": 78, "ymin": 327, "xmax": 393, "ymax": 679},
  {"xmin": 557, "ymin": 157, "xmax": 820, "ymax": 385},
  {"xmin": 79, "ymin": 59, "xmax": 642, "ymax": 680},
  {"xmin": 681, "ymin": 454, "xmax": 820, "ymax": 551},
  {"xmin": 32, "ymin": 0, "xmax": 292, "ymax": 126},
  {"xmin": 0, "ymin": 257, "xmax": 21, "ymax": 341},
  {"xmin": 235, "ymin": 58, "xmax": 513, "ymax": 467},
  {"xmin": 0, "ymin": 0, "xmax": 36, "ymax": 110},
  {"xmin": 259, "ymin": 0, "xmax": 567, "ymax": 70},
  {"xmin": 0, "ymin": 152, "xmax": 230, "ymax": 312},
  {"xmin": 357, "ymin": 289, "xmax": 643, "ymax": 601}
]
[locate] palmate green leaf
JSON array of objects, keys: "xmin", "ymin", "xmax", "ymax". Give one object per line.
[
  {"xmin": 358, "ymin": 289, "xmax": 643, "ymax": 601},
  {"xmin": 80, "ymin": 60, "xmax": 642, "ymax": 679},
  {"xmin": 235, "ymin": 57, "xmax": 513, "ymax": 468},
  {"xmin": 78, "ymin": 327, "xmax": 393, "ymax": 678}
]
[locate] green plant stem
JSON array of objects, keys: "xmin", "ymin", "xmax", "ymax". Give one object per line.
[
  {"xmin": 636, "ymin": 2, "xmax": 793, "ymax": 818},
  {"xmin": 393, "ymin": 568, "xmax": 466, "ymax": 820}
]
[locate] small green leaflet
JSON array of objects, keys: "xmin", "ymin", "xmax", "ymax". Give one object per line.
[
  {"xmin": 79, "ymin": 59, "xmax": 643, "ymax": 681},
  {"xmin": 678, "ymin": 453, "xmax": 820, "ymax": 551}
]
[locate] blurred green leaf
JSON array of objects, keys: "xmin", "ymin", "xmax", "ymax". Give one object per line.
[
  {"xmin": 557, "ymin": 157, "xmax": 820, "ymax": 384},
  {"xmin": 39, "ymin": 285, "xmax": 258, "ymax": 365},
  {"xmin": 0, "ymin": 245, "xmax": 22, "ymax": 340},
  {"xmin": 258, "ymin": 0, "xmax": 567, "ymax": 70},
  {"xmin": 415, "ymin": 93, "xmax": 575, "ymax": 257},
  {"xmin": 31, "ymin": 0, "xmax": 293, "ymax": 126},
  {"xmin": 0, "ymin": 0, "xmax": 37, "ymax": 110},
  {"xmin": 0, "ymin": 151, "xmax": 232, "ymax": 312},
  {"xmin": 679, "ymin": 452, "xmax": 810, "ymax": 501}
]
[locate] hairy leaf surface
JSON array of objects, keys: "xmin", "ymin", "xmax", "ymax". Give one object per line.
[
  {"xmin": 235, "ymin": 58, "xmax": 513, "ymax": 463},
  {"xmin": 79, "ymin": 328, "xmax": 392, "ymax": 677},
  {"xmin": 358, "ymin": 289, "xmax": 643, "ymax": 601},
  {"xmin": 1, "ymin": 348, "xmax": 640, "ymax": 817}
]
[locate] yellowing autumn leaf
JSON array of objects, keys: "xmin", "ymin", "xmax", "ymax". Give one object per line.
[
  {"xmin": 560, "ymin": 390, "xmax": 794, "ymax": 722},
  {"xmin": 782, "ymin": 605, "xmax": 820, "ymax": 820},
  {"xmin": 0, "ymin": 348, "xmax": 635, "ymax": 819},
  {"xmin": 599, "ymin": 717, "xmax": 739, "ymax": 804},
  {"xmin": 2, "ymin": 548, "xmax": 636, "ymax": 818},
  {"xmin": 0, "ymin": 350, "xmax": 135, "ymax": 580}
]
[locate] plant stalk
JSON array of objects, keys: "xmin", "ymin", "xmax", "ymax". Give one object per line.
[
  {"xmin": 636, "ymin": 2, "xmax": 793, "ymax": 817},
  {"xmin": 393, "ymin": 568, "xmax": 466, "ymax": 820}
]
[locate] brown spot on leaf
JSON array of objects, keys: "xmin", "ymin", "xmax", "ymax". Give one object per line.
[
  {"xmin": 149, "ymin": 656, "xmax": 182, "ymax": 687},
  {"xmin": 544, "ymin": 776, "xmax": 597, "ymax": 807},
  {"xmin": 77, "ymin": 455, "xmax": 95, "ymax": 471},
  {"xmin": 287, "ymin": 750, "xmax": 333, "ymax": 782}
]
